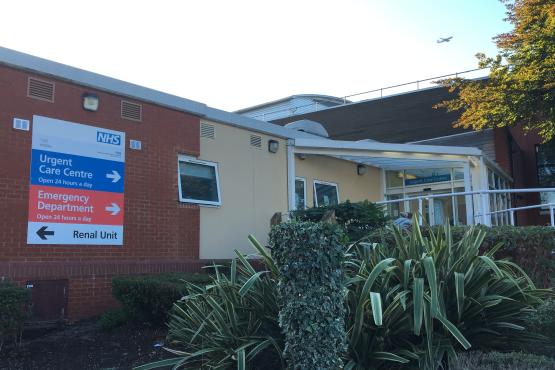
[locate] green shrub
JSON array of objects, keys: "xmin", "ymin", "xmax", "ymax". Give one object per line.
[
  {"xmin": 111, "ymin": 272, "xmax": 211, "ymax": 324},
  {"xmin": 368, "ymin": 224, "xmax": 555, "ymax": 288},
  {"xmin": 98, "ymin": 308, "xmax": 129, "ymax": 331},
  {"xmin": 451, "ymin": 351, "xmax": 555, "ymax": 370},
  {"xmin": 135, "ymin": 237, "xmax": 283, "ymax": 370},
  {"xmin": 270, "ymin": 222, "xmax": 347, "ymax": 370},
  {"xmin": 0, "ymin": 281, "xmax": 31, "ymax": 351},
  {"xmin": 523, "ymin": 298, "xmax": 555, "ymax": 356},
  {"xmin": 344, "ymin": 222, "xmax": 552, "ymax": 369},
  {"xmin": 137, "ymin": 221, "xmax": 553, "ymax": 370},
  {"xmin": 292, "ymin": 200, "xmax": 388, "ymax": 240}
]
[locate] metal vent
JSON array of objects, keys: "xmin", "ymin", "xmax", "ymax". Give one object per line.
[
  {"xmin": 121, "ymin": 100, "xmax": 142, "ymax": 121},
  {"xmin": 13, "ymin": 118, "xmax": 30, "ymax": 131},
  {"xmin": 129, "ymin": 139, "xmax": 142, "ymax": 150},
  {"xmin": 27, "ymin": 77, "xmax": 54, "ymax": 102},
  {"xmin": 200, "ymin": 122, "xmax": 215, "ymax": 139},
  {"xmin": 250, "ymin": 134, "xmax": 262, "ymax": 148}
]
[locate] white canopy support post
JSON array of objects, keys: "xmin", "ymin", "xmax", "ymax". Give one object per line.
[
  {"xmin": 550, "ymin": 205, "xmax": 555, "ymax": 227},
  {"xmin": 418, "ymin": 198, "xmax": 423, "ymax": 225},
  {"xmin": 428, "ymin": 197, "xmax": 434, "ymax": 226},
  {"xmin": 479, "ymin": 157, "xmax": 491, "ymax": 226},
  {"xmin": 287, "ymin": 139, "xmax": 296, "ymax": 212},
  {"xmin": 463, "ymin": 161, "xmax": 474, "ymax": 225}
]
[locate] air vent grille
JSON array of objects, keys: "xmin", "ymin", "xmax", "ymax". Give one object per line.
[
  {"xmin": 27, "ymin": 77, "xmax": 54, "ymax": 102},
  {"xmin": 200, "ymin": 122, "xmax": 215, "ymax": 139},
  {"xmin": 250, "ymin": 135, "xmax": 262, "ymax": 148},
  {"xmin": 121, "ymin": 100, "xmax": 142, "ymax": 121}
]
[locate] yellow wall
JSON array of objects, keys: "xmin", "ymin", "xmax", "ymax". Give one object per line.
[
  {"xmin": 296, "ymin": 155, "xmax": 382, "ymax": 206},
  {"xmin": 199, "ymin": 121, "xmax": 288, "ymax": 259}
]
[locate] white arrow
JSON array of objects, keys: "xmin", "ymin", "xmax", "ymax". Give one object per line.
[
  {"xmin": 105, "ymin": 203, "xmax": 121, "ymax": 216},
  {"xmin": 106, "ymin": 170, "xmax": 121, "ymax": 183}
]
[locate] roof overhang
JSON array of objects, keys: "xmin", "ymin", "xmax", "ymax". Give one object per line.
[{"xmin": 293, "ymin": 138, "xmax": 481, "ymax": 171}]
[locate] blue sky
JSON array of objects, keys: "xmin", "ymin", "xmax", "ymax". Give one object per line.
[{"xmin": 1, "ymin": 1, "xmax": 511, "ymax": 111}]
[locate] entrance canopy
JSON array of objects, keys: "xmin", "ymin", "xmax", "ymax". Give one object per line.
[
  {"xmin": 292, "ymin": 138, "xmax": 481, "ymax": 171},
  {"xmin": 288, "ymin": 138, "xmax": 487, "ymax": 226}
]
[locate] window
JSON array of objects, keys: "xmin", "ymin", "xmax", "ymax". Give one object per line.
[
  {"xmin": 178, "ymin": 156, "xmax": 221, "ymax": 206},
  {"xmin": 295, "ymin": 178, "xmax": 306, "ymax": 210},
  {"xmin": 313, "ymin": 180, "xmax": 339, "ymax": 207},
  {"xmin": 536, "ymin": 141, "xmax": 555, "ymax": 205}
]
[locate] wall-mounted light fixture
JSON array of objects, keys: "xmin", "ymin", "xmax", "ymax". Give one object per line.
[
  {"xmin": 82, "ymin": 92, "xmax": 99, "ymax": 111},
  {"xmin": 357, "ymin": 164, "xmax": 367, "ymax": 176},
  {"xmin": 268, "ymin": 139, "xmax": 279, "ymax": 153},
  {"xmin": 296, "ymin": 153, "xmax": 307, "ymax": 160}
]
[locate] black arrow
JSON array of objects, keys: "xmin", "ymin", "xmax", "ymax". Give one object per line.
[{"xmin": 36, "ymin": 226, "xmax": 54, "ymax": 240}]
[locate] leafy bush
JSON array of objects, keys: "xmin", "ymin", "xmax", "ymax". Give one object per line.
[
  {"xmin": 137, "ymin": 221, "xmax": 553, "ymax": 370},
  {"xmin": 451, "ymin": 351, "xmax": 555, "ymax": 370},
  {"xmin": 523, "ymin": 298, "xmax": 555, "ymax": 356},
  {"xmin": 270, "ymin": 222, "xmax": 347, "ymax": 369},
  {"xmin": 344, "ymin": 222, "xmax": 553, "ymax": 369},
  {"xmin": 292, "ymin": 200, "xmax": 388, "ymax": 240},
  {"xmin": 112, "ymin": 272, "xmax": 211, "ymax": 324},
  {"xmin": 0, "ymin": 281, "xmax": 31, "ymax": 351},
  {"xmin": 368, "ymin": 224, "xmax": 555, "ymax": 287},
  {"xmin": 135, "ymin": 237, "xmax": 282, "ymax": 370},
  {"xmin": 98, "ymin": 308, "xmax": 129, "ymax": 331}
]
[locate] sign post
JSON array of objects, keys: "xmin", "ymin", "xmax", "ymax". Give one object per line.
[{"xmin": 27, "ymin": 116, "xmax": 125, "ymax": 245}]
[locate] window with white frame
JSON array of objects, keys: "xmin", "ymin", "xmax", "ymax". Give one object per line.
[
  {"xmin": 295, "ymin": 177, "xmax": 307, "ymax": 210},
  {"xmin": 178, "ymin": 156, "xmax": 221, "ymax": 206},
  {"xmin": 313, "ymin": 180, "xmax": 339, "ymax": 207}
]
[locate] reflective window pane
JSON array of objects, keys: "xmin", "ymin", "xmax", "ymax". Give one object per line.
[
  {"xmin": 295, "ymin": 179, "xmax": 306, "ymax": 209},
  {"xmin": 179, "ymin": 160, "xmax": 220, "ymax": 203},
  {"xmin": 314, "ymin": 182, "xmax": 339, "ymax": 207},
  {"xmin": 386, "ymin": 171, "xmax": 403, "ymax": 188},
  {"xmin": 404, "ymin": 168, "xmax": 451, "ymax": 186}
]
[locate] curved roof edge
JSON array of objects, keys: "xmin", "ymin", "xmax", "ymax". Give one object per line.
[{"xmin": 234, "ymin": 94, "xmax": 350, "ymax": 114}]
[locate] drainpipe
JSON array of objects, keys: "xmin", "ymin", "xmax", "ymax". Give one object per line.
[{"xmin": 287, "ymin": 139, "xmax": 296, "ymax": 213}]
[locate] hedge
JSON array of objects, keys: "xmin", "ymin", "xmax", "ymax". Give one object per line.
[
  {"xmin": 270, "ymin": 221, "xmax": 347, "ymax": 369},
  {"xmin": 451, "ymin": 351, "xmax": 555, "ymax": 370},
  {"xmin": 368, "ymin": 225, "xmax": 555, "ymax": 288},
  {"xmin": 111, "ymin": 272, "xmax": 211, "ymax": 324},
  {"xmin": 292, "ymin": 200, "xmax": 388, "ymax": 240},
  {"xmin": 0, "ymin": 281, "xmax": 31, "ymax": 351}
]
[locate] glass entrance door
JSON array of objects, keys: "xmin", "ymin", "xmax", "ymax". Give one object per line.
[{"xmin": 403, "ymin": 189, "xmax": 468, "ymax": 225}]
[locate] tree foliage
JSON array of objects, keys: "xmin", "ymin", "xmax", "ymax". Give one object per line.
[{"xmin": 435, "ymin": 0, "xmax": 555, "ymax": 141}]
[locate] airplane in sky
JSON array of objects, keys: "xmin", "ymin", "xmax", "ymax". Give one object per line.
[{"xmin": 437, "ymin": 36, "xmax": 453, "ymax": 43}]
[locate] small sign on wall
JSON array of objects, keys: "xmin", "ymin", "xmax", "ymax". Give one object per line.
[{"xmin": 27, "ymin": 115, "xmax": 125, "ymax": 245}]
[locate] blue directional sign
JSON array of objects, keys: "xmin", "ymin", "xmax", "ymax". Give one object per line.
[
  {"xmin": 30, "ymin": 149, "xmax": 125, "ymax": 193},
  {"xmin": 27, "ymin": 115, "xmax": 126, "ymax": 245}
]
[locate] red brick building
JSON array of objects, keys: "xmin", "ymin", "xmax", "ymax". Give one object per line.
[
  {"xmin": 0, "ymin": 47, "xmax": 322, "ymax": 322},
  {"xmin": 0, "ymin": 55, "xmax": 204, "ymax": 321},
  {"xmin": 3, "ymin": 47, "xmax": 551, "ymax": 323}
]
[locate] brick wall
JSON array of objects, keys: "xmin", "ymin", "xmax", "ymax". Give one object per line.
[
  {"xmin": 0, "ymin": 65, "xmax": 202, "ymax": 320},
  {"xmin": 507, "ymin": 125, "xmax": 547, "ymax": 225}
]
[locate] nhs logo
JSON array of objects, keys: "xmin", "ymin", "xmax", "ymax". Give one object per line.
[{"xmin": 97, "ymin": 131, "xmax": 122, "ymax": 145}]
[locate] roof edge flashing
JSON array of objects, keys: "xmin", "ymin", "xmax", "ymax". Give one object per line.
[
  {"xmin": 293, "ymin": 138, "xmax": 483, "ymax": 157},
  {"xmin": 0, "ymin": 46, "xmax": 208, "ymax": 117}
]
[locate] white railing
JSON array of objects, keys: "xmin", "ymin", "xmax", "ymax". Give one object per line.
[{"xmin": 376, "ymin": 188, "xmax": 555, "ymax": 227}]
